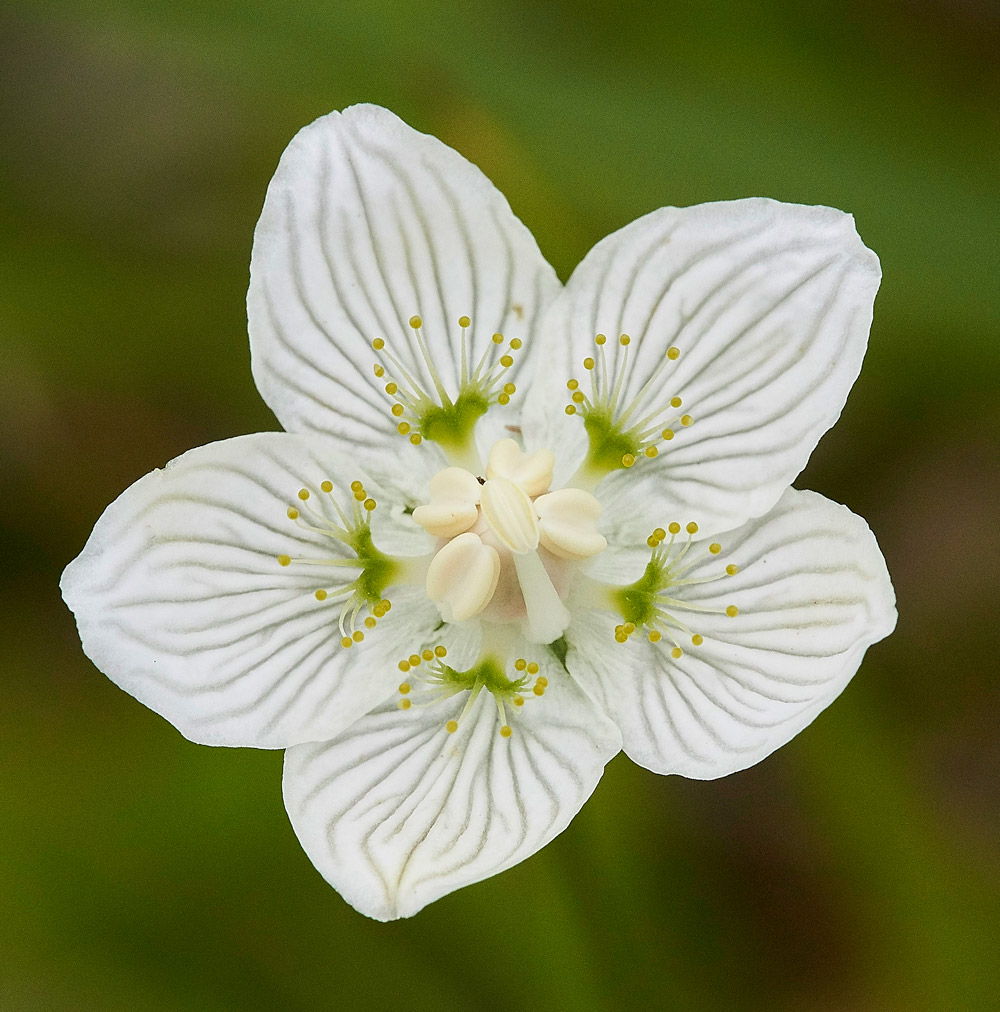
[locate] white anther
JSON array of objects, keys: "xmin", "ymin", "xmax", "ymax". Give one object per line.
[
  {"xmin": 486, "ymin": 438, "xmax": 555, "ymax": 497},
  {"xmin": 425, "ymin": 532, "xmax": 501, "ymax": 623},
  {"xmin": 412, "ymin": 466, "xmax": 481, "ymax": 539},
  {"xmin": 534, "ymin": 488, "xmax": 608, "ymax": 560},
  {"xmin": 480, "ymin": 476, "xmax": 540, "ymax": 554}
]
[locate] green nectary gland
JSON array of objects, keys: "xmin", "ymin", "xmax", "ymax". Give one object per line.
[
  {"xmin": 420, "ymin": 390, "xmax": 489, "ymax": 450},
  {"xmin": 614, "ymin": 556, "xmax": 668, "ymax": 627},
  {"xmin": 348, "ymin": 526, "xmax": 398, "ymax": 604},
  {"xmin": 439, "ymin": 656, "xmax": 526, "ymax": 697},
  {"xmin": 583, "ymin": 410, "xmax": 640, "ymax": 474}
]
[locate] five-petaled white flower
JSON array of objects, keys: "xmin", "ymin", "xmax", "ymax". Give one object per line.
[{"xmin": 61, "ymin": 104, "xmax": 896, "ymax": 921}]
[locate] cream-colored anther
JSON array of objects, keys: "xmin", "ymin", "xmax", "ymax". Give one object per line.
[
  {"xmin": 480, "ymin": 476, "xmax": 539, "ymax": 554},
  {"xmin": 412, "ymin": 466, "xmax": 481, "ymax": 539},
  {"xmin": 485, "ymin": 438, "xmax": 555, "ymax": 497},
  {"xmin": 425, "ymin": 532, "xmax": 501, "ymax": 623},
  {"xmin": 534, "ymin": 488, "xmax": 607, "ymax": 560}
]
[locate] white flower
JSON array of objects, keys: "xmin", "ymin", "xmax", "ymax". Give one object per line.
[{"xmin": 61, "ymin": 104, "xmax": 896, "ymax": 921}]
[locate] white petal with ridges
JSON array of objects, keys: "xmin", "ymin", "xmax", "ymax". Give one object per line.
[
  {"xmin": 282, "ymin": 658, "xmax": 621, "ymax": 920},
  {"xmin": 249, "ymin": 104, "xmax": 561, "ymax": 448},
  {"xmin": 524, "ymin": 199, "xmax": 880, "ymax": 532},
  {"xmin": 60, "ymin": 433, "xmax": 439, "ymax": 748},
  {"xmin": 568, "ymin": 488, "xmax": 896, "ymax": 778}
]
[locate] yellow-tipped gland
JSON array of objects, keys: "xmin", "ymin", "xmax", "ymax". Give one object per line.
[
  {"xmin": 434, "ymin": 645, "xmax": 447, "ymax": 658},
  {"xmin": 286, "ymin": 507, "xmax": 299, "ymax": 521},
  {"xmin": 352, "ymin": 630, "xmax": 365, "ymax": 643},
  {"xmin": 667, "ymin": 346, "xmax": 680, "ymax": 360},
  {"xmin": 498, "ymin": 393, "xmax": 510, "ymax": 405},
  {"xmin": 726, "ymin": 564, "xmax": 739, "ymax": 576},
  {"xmin": 410, "ymin": 433, "xmax": 422, "ymax": 445},
  {"xmin": 500, "ymin": 354, "xmax": 513, "ymax": 368},
  {"xmin": 421, "ymin": 648, "xmax": 434, "ymax": 662},
  {"xmin": 364, "ymin": 616, "xmax": 377, "ymax": 629},
  {"xmin": 567, "ymin": 378, "xmax": 579, "ymax": 391},
  {"xmin": 595, "ymin": 334, "xmax": 607, "ymax": 346},
  {"xmin": 458, "ymin": 315, "xmax": 471, "ymax": 328},
  {"xmin": 446, "ymin": 720, "xmax": 459, "ymax": 734},
  {"xmin": 373, "ymin": 364, "xmax": 385, "ymax": 378},
  {"xmin": 409, "ymin": 315, "xmax": 422, "ymax": 329},
  {"xmin": 513, "ymin": 696, "xmax": 525, "ymax": 707},
  {"xmin": 397, "ymin": 421, "xmax": 410, "ymax": 435},
  {"xmin": 351, "ymin": 480, "xmax": 363, "ymax": 492},
  {"xmin": 408, "ymin": 654, "xmax": 421, "ymax": 667},
  {"xmin": 535, "ymin": 675, "xmax": 547, "ymax": 686},
  {"xmin": 653, "ymin": 527, "xmax": 666, "ymax": 541},
  {"xmin": 372, "ymin": 338, "xmax": 385, "ymax": 351},
  {"xmin": 668, "ymin": 522, "xmax": 681, "ymax": 535},
  {"xmin": 353, "ymin": 487, "xmax": 367, "ymax": 502},
  {"xmin": 624, "ymin": 622, "xmax": 636, "ymax": 636},
  {"xmin": 398, "ymin": 698, "xmax": 412, "ymax": 710},
  {"xmin": 320, "ymin": 480, "xmax": 333, "ymax": 493},
  {"xmin": 572, "ymin": 391, "xmax": 585, "ymax": 404},
  {"xmin": 584, "ymin": 357, "xmax": 595, "ymax": 370},
  {"xmin": 492, "ymin": 333, "xmax": 504, "ymax": 345},
  {"xmin": 649, "ymin": 630, "xmax": 662, "ymax": 643},
  {"xmin": 527, "ymin": 662, "xmax": 540, "ymax": 675},
  {"xmin": 726, "ymin": 605, "xmax": 739, "ymax": 618},
  {"xmin": 391, "ymin": 403, "xmax": 404, "ymax": 417},
  {"xmin": 670, "ymin": 396, "xmax": 682, "ymax": 408},
  {"xmin": 565, "ymin": 405, "xmax": 576, "ymax": 415},
  {"xmin": 399, "ymin": 682, "xmax": 411, "ymax": 694},
  {"xmin": 363, "ymin": 498, "xmax": 376, "ymax": 512},
  {"xmin": 398, "ymin": 660, "xmax": 410, "ymax": 673},
  {"xmin": 681, "ymin": 415, "xmax": 693, "ymax": 427},
  {"xmin": 314, "ymin": 589, "xmax": 327, "ymax": 601},
  {"xmin": 647, "ymin": 534, "xmax": 659, "ymax": 548},
  {"xmin": 691, "ymin": 634, "xmax": 704, "ymax": 646},
  {"xmin": 709, "ymin": 543, "xmax": 722, "ymax": 554},
  {"xmin": 385, "ymin": 382, "xmax": 398, "ymax": 395},
  {"xmin": 686, "ymin": 522, "xmax": 699, "ymax": 535},
  {"xmin": 619, "ymin": 334, "xmax": 630, "ymax": 346},
  {"xmin": 532, "ymin": 683, "xmax": 545, "ymax": 696},
  {"xmin": 662, "ymin": 428, "xmax": 675, "ymax": 440},
  {"xmin": 510, "ymin": 338, "xmax": 522, "ymax": 350},
  {"xmin": 622, "ymin": 453, "xmax": 635, "ymax": 468},
  {"xmin": 298, "ymin": 488, "xmax": 310, "ymax": 501},
  {"xmin": 277, "ymin": 555, "xmax": 291, "ymax": 567},
  {"xmin": 499, "ymin": 725, "xmax": 513, "ymax": 738},
  {"xmin": 671, "ymin": 647, "xmax": 683, "ymax": 659},
  {"xmin": 503, "ymin": 382, "xmax": 516, "ymax": 395},
  {"xmin": 341, "ymin": 636, "xmax": 353, "ymax": 649},
  {"xmin": 645, "ymin": 446, "xmax": 658, "ymax": 458},
  {"xmin": 514, "ymin": 658, "xmax": 527, "ymax": 671}
]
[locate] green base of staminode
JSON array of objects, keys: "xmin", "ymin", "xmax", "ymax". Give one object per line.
[
  {"xmin": 349, "ymin": 527, "xmax": 398, "ymax": 604},
  {"xmin": 583, "ymin": 410, "xmax": 641, "ymax": 476},
  {"xmin": 613, "ymin": 555, "xmax": 666, "ymax": 628},
  {"xmin": 421, "ymin": 390, "xmax": 489, "ymax": 454}
]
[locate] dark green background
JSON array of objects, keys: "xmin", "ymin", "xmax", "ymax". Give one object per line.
[{"xmin": 2, "ymin": 1, "xmax": 998, "ymax": 1009}]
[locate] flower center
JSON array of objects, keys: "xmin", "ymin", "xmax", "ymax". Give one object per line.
[
  {"xmin": 563, "ymin": 333, "xmax": 693, "ymax": 477},
  {"xmin": 413, "ymin": 438, "xmax": 607, "ymax": 644}
]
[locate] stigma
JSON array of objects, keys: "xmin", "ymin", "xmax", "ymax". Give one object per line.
[
  {"xmin": 413, "ymin": 438, "xmax": 607, "ymax": 644},
  {"xmin": 276, "ymin": 477, "xmax": 397, "ymax": 649},
  {"xmin": 562, "ymin": 333, "xmax": 692, "ymax": 477},
  {"xmin": 609, "ymin": 522, "xmax": 740, "ymax": 656},
  {"xmin": 370, "ymin": 314, "xmax": 523, "ymax": 465}
]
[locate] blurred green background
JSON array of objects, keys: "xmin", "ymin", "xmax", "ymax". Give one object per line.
[{"xmin": 2, "ymin": 0, "xmax": 998, "ymax": 1009}]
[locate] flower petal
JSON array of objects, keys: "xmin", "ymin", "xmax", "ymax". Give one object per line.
[
  {"xmin": 525, "ymin": 199, "xmax": 880, "ymax": 532},
  {"xmin": 282, "ymin": 659, "xmax": 621, "ymax": 920},
  {"xmin": 248, "ymin": 104, "xmax": 561, "ymax": 449},
  {"xmin": 60, "ymin": 433, "xmax": 440, "ymax": 748},
  {"xmin": 568, "ymin": 488, "xmax": 896, "ymax": 778}
]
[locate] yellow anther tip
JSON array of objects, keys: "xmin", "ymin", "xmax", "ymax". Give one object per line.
[
  {"xmin": 671, "ymin": 647, "xmax": 683, "ymax": 659},
  {"xmin": 510, "ymin": 338, "xmax": 522, "ymax": 350},
  {"xmin": 622, "ymin": 453, "xmax": 635, "ymax": 468},
  {"xmin": 391, "ymin": 403, "xmax": 404, "ymax": 417},
  {"xmin": 352, "ymin": 630, "xmax": 364, "ymax": 642},
  {"xmin": 286, "ymin": 507, "xmax": 299, "ymax": 520},
  {"xmin": 409, "ymin": 315, "xmax": 422, "ymax": 329},
  {"xmin": 504, "ymin": 382, "xmax": 516, "ymax": 394},
  {"xmin": 409, "ymin": 433, "xmax": 422, "ymax": 445},
  {"xmin": 514, "ymin": 658, "xmax": 527, "ymax": 671},
  {"xmin": 527, "ymin": 663, "xmax": 539, "ymax": 675},
  {"xmin": 533, "ymin": 684, "xmax": 545, "ymax": 696},
  {"xmin": 691, "ymin": 634, "xmax": 704, "ymax": 646},
  {"xmin": 565, "ymin": 405, "xmax": 576, "ymax": 415},
  {"xmin": 645, "ymin": 446, "xmax": 658, "ymax": 458},
  {"xmin": 320, "ymin": 480, "xmax": 333, "ymax": 493},
  {"xmin": 726, "ymin": 564, "xmax": 739, "ymax": 575},
  {"xmin": 297, "ymin": 488, "xmax": 310, "ymax": 501},
  {"xmin": 500, "ymin": 354, "xmax": 513, "ymax": 367},
  {"xmin": 397, "ymin": 421, "xmax": 410, "ymax": 435},
  {"xmin": 373, "ymin": 364, "xmax": 385, "ymax": 377},
  {"xmin": 421, "ymin": 649, "xmax": 434, "ymax": 661},
  {"xmin": 398, "ymin": 682, "xmax": 411, "ymax": 694},
  {"xmin": 653, "ymin": 527, "xmax": 666, "ymax": 540},
  {"xmin": 667, "ymin": 346, "xmax": 680, "ymax": 360},
  {"xmin": 353, "ymin": 488, "xmax": 366, "ymax": 501},
  {"xmin": 726, "ymin": 605, "xmax": 739, "ymax": 618},
  {"xmin": 434, "ymin": 645, "xmax": 447, "ymax": 657},
  {"xmin": 492, "ymin": 333, "xmax": 504, "ymax": 344},
  {"xmin": 681, "ymin": 414, "xmax": 693, "ymax": 426},
  {"xmin": 458, "ymin": 315, "xmax": 471, "ymax": 328},
  {"xmin": 514, "ymin": 696, "xmax": 525, "ymax": 706},
  {"xmin": 583, "ymin": 357, "xmax": 595, "ymax": 370},
  {"xmin": 686, "ymin": 522, "xmax": 699, "ymax": 534},
  {"xmin": 595, "ymin": 333, "xmax": 606, "ymax": 345},
  {"xmin": 670, "ymin": 396, "xmax": 682, "ymax": 408},
  {"xmin": 364, "ymin": 616, "xmax": 377, "ymax": 628},
  {"xmin": 499, "ymin": 725, "xmax": 513, "ymax": 738},
  {"xmin": 398, "ymin": 698, "xmax": 411, "ymax": 710},
  {"xmin": 662, "ymin": 428, "xmax": 675, "ymax": 440},
  {"xmin": 648, "ymin": 630, "xmax": 662, "ymax": 643},
  {"xmin": 709, "ymin": 543, "xmax": 722, "ymax": 554},
  {"xmin": 409, "ymin": 654, "xmax": 421, "ymax": 667},
  {"xmin": 372, "ymin": 337, "xmax": 385, "ymax": 350},
  {"xmin": 351, "ymin": 480, "xmax": 363, "ymax": 491},
  {"xmin": 277, "ymin": 555, "xmax": 291, "ymax": 567},
  {"xmin": 314, "ymin": 589, "xmax": 327, "ymax": 601},
  {"xmin": 498, "ymin": 393, "xmax": 510, "ymax": 405},
  {"xmin": 619, "ymin": 334, "xmax": 630, "ymax": 346},
  {"xmin": 668, "ymin": 522, "xmax": 681, "ymax": 535},
  {"xmin": 446, "ymin": 720, "xmax": 459, "ymax": 734},
  {"xmin": 572, "ymin": 391, "xmax": 584, "ymax": 403},
  {"xmin": 340, "ymin": 636, "xmax": 353, "ymax": 649},
  {"xmin": 398, "ymin": 660, "xmax": 410, "ymax": 672},
  {"xmin": 385, "ymin": 382, "xmax": 397, "ymax": 395},
  {"xmin": 647, "ymin": 535, "xmax": 659, "ymax": 548},
  {"xmin": 535, "ymin": 675, "xmax": 546, "ymax": 686},
  {"xmin": 363, "ymin": 498, "xmax": 376, "ymax": 511}
]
